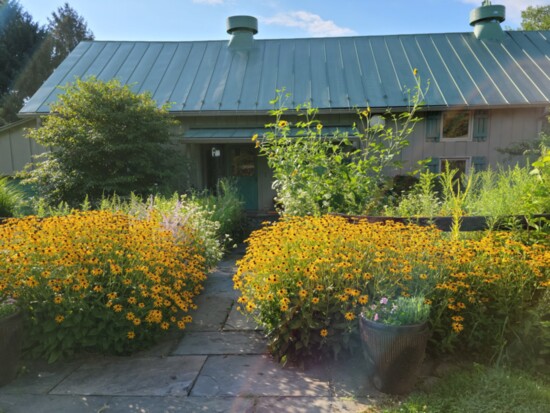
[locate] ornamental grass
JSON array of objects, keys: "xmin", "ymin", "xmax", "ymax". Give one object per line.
[
  {"xmin": 0, "ymin": 211, "xmax": 206, "ymax": 362},
  {"xmin": 234, "ymin": 215, "xmax": 549, "ymax": 364}
]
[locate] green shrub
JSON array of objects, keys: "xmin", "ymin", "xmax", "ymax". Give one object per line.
[
  {"xmin": 192, "ymin": 178, "xmax": 246, "ymax": 249},
  {"xmin": 0, "ymin": 176, "xmax": 25, "ymax": 217},
  {"xmin": 0, "ymin": 211, "xmax": 207, "ymax": 362}
]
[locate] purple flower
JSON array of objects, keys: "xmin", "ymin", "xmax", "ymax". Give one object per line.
[
  {"xmin": 380, "ymin": 297, "xmax": 388, "ymax": 305},
  {"xmin": 374, "ymin": 313, "xmax": 379, "ymax": 321}
]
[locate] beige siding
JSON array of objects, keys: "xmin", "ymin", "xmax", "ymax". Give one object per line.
[
  {"xmin": 0, "ymin": 120, "xmax": 47, "ymax": 176},
  {"xmin": 397, "ymin": 107, "xmax": 544, "ymax": 174}
]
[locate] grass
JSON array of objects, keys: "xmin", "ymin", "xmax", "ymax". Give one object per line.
[{"xmin": 375, "ymin": 364, "xmax": 550, "ymax": 413}]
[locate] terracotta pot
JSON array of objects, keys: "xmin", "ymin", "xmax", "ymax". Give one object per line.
[
  {"xmin": 0, "ymin": 310, "xmax": 23, "ymax": 386},
  {"xmin": 359, "ymin": 314, "xmax": 430, "ymax": 394}
]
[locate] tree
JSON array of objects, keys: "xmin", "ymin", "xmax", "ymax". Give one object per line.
[
  {"xmin": 20, "ymin": 77, "xmax": 185, "ymax": 207},
  {"xmin": 46, "ymin": 3, "xmax": 94, "ymax": 68},
  {"xmin": 0, "ymin": 2, "xmax": 93, "ymax": 125},
  {"xmin": 0, "ymin": 0, "xmax": 46, "ymax": 124},
  {"xmin": 520, "ymin": 5, "xmax": 550, "ymax": 31}
]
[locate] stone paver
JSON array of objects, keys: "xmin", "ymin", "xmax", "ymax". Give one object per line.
[
  {"xmin": 223, "ymin": 303, "xmax": 263, "ymax": 331},
  {"xmin": 186, "ymin": 295, "xmax": 234, "ymax": 331},
  {"xmin": 191, "ymin": 355, "xmax": 331, "ymax": 397},
  {"xmin": 173, "ymin": 331, "xmax": 267, "ymax": 355},
  {"xmin": 329, "ymin": 354, "xmax": 379, "ymax": 398},
  {"xmin": 50, "ymin": 356, "xmax": 206, "ymax": 396},
  {"xmin": 105, "ymin": 396, "xmax": 255, "ymax": 413},
  {"xmin": 0, "ymin": 394, "xmax": 110, "ymax": 413}
]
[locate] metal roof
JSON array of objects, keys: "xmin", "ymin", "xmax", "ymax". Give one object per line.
[{"xmin": 19, "ymin": 31, "xmax": 550, "ymax": 116}]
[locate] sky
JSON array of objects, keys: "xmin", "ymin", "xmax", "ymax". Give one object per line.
[{"xmin": 16, "ymin": 0, "xmax": 550, "ymax": 41}]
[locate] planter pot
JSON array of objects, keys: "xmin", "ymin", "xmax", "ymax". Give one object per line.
[
  {"xmin": 359, "ymin": 314, "xmax": 430, "ymax": 395},
  {"xmin": 0, "ymin": 310, "xmax": 23, "ymax": 386}
]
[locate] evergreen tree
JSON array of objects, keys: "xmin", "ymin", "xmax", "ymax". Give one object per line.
[
  {"xmin": 46, "ymin": 3, "xmax": 94, "ymax": 68},
  {"xmin": 0, "ymin": 1, "xmax": 93, "ymax": 125},
  {"xmin": 0, "ymin": 0, "xmax": 45, "ymax": 124}
]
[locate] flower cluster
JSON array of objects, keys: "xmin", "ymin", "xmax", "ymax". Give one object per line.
[
  {"xmin": 234, "ymin": 215, "xmax": 549, "ymax": 362},
  {"xmin": 362, "ymin": 296, "xmax": 431, "ymax": 326},
  {"xmin": 0, "ymin": 211, "xmax": 206, "ymax": 362}
]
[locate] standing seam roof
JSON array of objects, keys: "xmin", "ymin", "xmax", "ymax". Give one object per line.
[{"xmin": 19, "ymin": 31, "xmax": 550, "ymax": 116}]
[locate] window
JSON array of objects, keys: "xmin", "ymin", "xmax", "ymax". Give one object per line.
[
  {"xmin": 425, "ymin": 111, "xmax": 489, "ymax": 142},
  {"xmin": 441, "ymin": 111, "xmax": 470, "ymax": 140},
  {"xmin": 440, "ymin": 158, "xmax": 469, "ymax": 176}
]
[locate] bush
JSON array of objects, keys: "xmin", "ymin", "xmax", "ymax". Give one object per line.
[
  {"xmin": 99, "ymin": 193, "xmax": 224, "ymax": 269},
  {"xmin": 0, "ymin": 176, "xmax": 25, "ymax": 217},
  {"xmin": 234, "ymin": 216, "xmax": 549, "ymax": 364},
  {"xmin": 0, "ymin": 211, "xmax": 207, "ymax": 362},
  {"xmin": 192, "ymin": 178, "xmax": 246, "ymax": 250}
]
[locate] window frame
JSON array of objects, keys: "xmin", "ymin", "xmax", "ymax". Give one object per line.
[
  {"xmin": 440, "ymin": 110, "xmax": 473, "ymax": 142},
  {"xmin": 439, "ymin": 157, "xmax": 471, "ymax": 175}
]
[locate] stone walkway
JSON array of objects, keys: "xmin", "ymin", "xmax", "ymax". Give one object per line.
[{"xmin": 0, "ymin": 250, "xmax": 387, "ymax": 413}]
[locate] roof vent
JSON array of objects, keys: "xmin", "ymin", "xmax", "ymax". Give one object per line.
[
  {"xmin": 227, "ymin": 15, "xmax": 258, "ymax": 50},
  {"xmin": 470, "ymin": 0, "xmax": 506, "ymax": 41}
]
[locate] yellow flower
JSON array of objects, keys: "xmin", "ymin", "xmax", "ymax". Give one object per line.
[
  {"xmin": 113, "ymin": 304, "xmax": 123, "ymax": 312},
  {"xmin": 278, "ymin": 120, "xmax": 288, "ymax": 128},
  {"xmin": 55, "ymin": 315, "xmax": 65, "ymax": 324},
  {"xmin": 316, "ymin": 123, "xmax": 323, "ymax": 131},
  {"xmin": 133, "ymin": 318, "xmax": 141, "ymax": 326},
  {"xmin": 320, "ymin": 329, "xmax": 328, "ymax": 337},
  {"xmin": 358, "ymin": 295, "xmax": 368, "ymax": 305},
  {"xmin": 127, "ymin": 331, "xmax": 135, "ymax": 339},
  {"xmin": 160, "ymin": 321, "xmax": 170, "ymax": 330},
  {"xmin": 452, "ymin": 322, "xmax": 464, "ymax": 333},
  {"xmin": 311, "ymin": 297, "xmax": 320, "ymax": 304},
  {"xmin": 413, "ymin": 68, "xmax": 418, "ymax": 76},
  {"xmin": 344, "ymin": 312, "xmax": 355, "ymax": 321},
  {"xmin": 251, "ymin": 134, "xmax": 258, "ymax": 142},
  {"xmin": 54, "ymin": 296, "xmax": 63, "ymax": 304}
]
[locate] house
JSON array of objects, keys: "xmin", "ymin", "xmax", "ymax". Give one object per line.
[{"xmin": 11, "ymin": 1, "xmax": 550, "ymax": 211}]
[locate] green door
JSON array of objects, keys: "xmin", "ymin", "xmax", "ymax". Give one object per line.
[{"xmin": 230, "ymin": 145, "xmax": 258, "ymax": 210}]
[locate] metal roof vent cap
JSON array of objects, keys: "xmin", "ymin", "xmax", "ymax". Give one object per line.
[
  {"xmin": 470, "ymin": 0, "xmax": 505, "ymax": 41},
  {"xmin": 227, "ymin": 15, "xmax": 258, "ymax": 50}
]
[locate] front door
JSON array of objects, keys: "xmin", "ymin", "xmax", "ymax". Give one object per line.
[
  {"xmin": 204, "ymin": 144, "xmax": 258, "ymax": 211},
  {"xmin": 229, "ymin": 145, "xmax": 258, "ymax": 211}
]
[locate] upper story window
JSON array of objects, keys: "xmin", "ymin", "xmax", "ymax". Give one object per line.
[
  {"xmin": 426, "ymin": 110, "xmax": 489, "ymax": 142},
  {"xmin": 441, "ymin": 111, "xmax": 470, "ymax": 140}
]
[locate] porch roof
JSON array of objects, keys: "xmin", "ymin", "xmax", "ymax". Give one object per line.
[{"xmin": 182, "ymin": 127, "xmax": 355, "ymax": 143}]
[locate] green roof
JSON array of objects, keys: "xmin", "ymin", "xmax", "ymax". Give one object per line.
[{"xmin": 20, "ymin": 31, "xmax": 550, "ymax": 116}]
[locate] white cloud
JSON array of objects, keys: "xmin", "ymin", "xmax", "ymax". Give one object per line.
[
  {"xmin": 192, "ymin": 0, "xmax": 225, "ymax": 4},
  {"xmin": 460, "ymin": 0, "xmax": 544, "ymax": 24},
  {"xmin": 263, "ymin": 11, "xmax": 357, "ymax": 37}
]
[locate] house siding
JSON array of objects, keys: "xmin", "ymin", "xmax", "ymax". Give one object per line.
[
  {"xmin": 397, "ymin": 107, "xmax": 544, "ymax": 174},
  {"xmin": 0, "ymin": 120, "xmax": 47, "ymax": 176}
]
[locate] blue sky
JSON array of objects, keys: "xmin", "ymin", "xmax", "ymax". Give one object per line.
[{"xmin": 17, "ymin": 0, "xmax": 550, "ymax": 41}]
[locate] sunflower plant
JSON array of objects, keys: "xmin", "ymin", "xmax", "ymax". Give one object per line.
[{"xmin": 0, "ymin": 211, "xmax": 207, "ymax": 362}]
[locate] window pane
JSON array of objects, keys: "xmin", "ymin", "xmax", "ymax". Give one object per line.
[
  {"xmin": 442, "ymin": 111, "xmax": 469, "ymax": 139},
  {"xmin": 441, "ymin": 159, "xmax": 467, "ymax": 176}
]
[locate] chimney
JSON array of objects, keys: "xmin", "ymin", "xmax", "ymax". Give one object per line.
[
  {"xmin": 469, "ymin": 1, "xmax": 506, "ymax": 41},
  {"xmin": 227, "ymin": 15, "xmax": 258, "ymax": 50}
]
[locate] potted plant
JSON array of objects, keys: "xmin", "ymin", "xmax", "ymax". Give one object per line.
[
  {"xmin": 0, "ymin": 298, "xmax": 23, "ymax": 386},
  {"xmin": 359, "ymin": 295, "xmax": 431, "ymax": 394}
]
